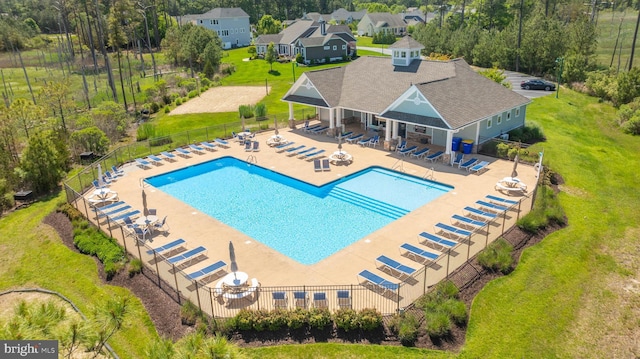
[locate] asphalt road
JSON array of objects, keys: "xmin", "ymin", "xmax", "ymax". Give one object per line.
[{"xmin": 503, "ymin": 70, "xmax": 557, "ymax": 99}]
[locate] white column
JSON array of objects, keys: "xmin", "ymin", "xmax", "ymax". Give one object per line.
[
  {"xmin": 329, "ymin": 108, "xmax": 335, "ymax": 129},
  {"xmin": 288, "ymin": 102, "xmax": 294, "ymax": 120},
  {"xmin": 392, "ymin": 120, "xmax": 399, "ymax": 140},
  {"xmin": 445, "ymin": 130, "xmax": 452, "ymax": 154},
  {"xmin": 336, "ymin": 108, "xmax": 342, "ymax": 129},
  {"xmin": 385, "ymin": 121, "xmax": 392, "ymax": 142}
]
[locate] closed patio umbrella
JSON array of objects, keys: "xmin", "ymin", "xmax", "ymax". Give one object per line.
[
  {"xmin": 142, "ymin": 189, "xmax": 149, "ymax": 217},
  {"xmin": 274, "ymin": 117, "xmax": 279, "ymax": 136},
  {"xmin": 511, "ymin": 154, "xmax": 519, "ymax": 178}
]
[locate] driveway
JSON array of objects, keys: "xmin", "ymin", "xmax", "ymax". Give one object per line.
[{"xmin": 503, "ymin": 70, "xmax": 557, "ymax": 99}]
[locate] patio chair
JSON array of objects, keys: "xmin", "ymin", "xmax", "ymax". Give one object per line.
[
  {"xmin": 476, "ymin": 200, "xmax": 508, "ymax": 214},
  {"xmin": 398, "ymin": 145, "xmax": 417, "ymax": 156},
  {"xmin": 92, "ymin": 180, "xmax": 104, "ymax": 189},
  {"xmin": 131, "ymin": 226, "xmax": 151, "ymax": 241},
  {"xmin": 486, "ymin": 195, "xmax": 519, "ymax": 206},
  {"xmin": 395, "ymin": 140, "xmax": 407, "ymax": 152},
  {"xmin": 425, "ymin": 151, "xmax": 444, "ymax": 163},
  {"xmin": 214, "ymin": 138, "xmax": 230, "ymax": 148},
  {"xmin": 464, "ymin": 206, "xmax": 498, "ymax": 221},
  {"xmin": 146, "ymin": 238, "xmax": 186, "ymax": 255},
  {"xmin": 185, "ymin": 260, "xmax": 227, "ymax": 281},
  {"xmin": 200, "ymin": 142, "xmax": 217, "ymax": 151},
  {"xmin": 301, "ymin": 149, "xmax": 325, "ymax": 159},
  {"xmin": 104, "ymin": 171, "xmax": 118, "ymax": 182},
  {"xmin": 468, "ymin": 160, "xmax": 490, "ymax": 174},
  {"xmin": 314, "ymin": 159, "xmax": 322, "ymax": 172},
  {"xmin": 345, "ymin": 133, "xmax": 364, "ymax": 144},
  {"xmin": 273, "ymin": 292, "xmax": 288, "ymax": 309},
  {"xmin": 451, "ymin": 214, "xmax": 487, "ymax": 230},
  {"xmin": 160, "ymin": 151, "xmax": 177, "ymax": 161},
  {"xmin": 293, "ymin": 291, "xmax": 308, "ymax": 308},
  {"xmin": 251, "ymin": 141, "xmax": 260, "ymax": 152},
  {"xmin": 368, "ymin": 135, "xmax": 380, "ymax": 147},
  {"xmin": 111, "ymin": 165, "xmax": 125, "ymax": 176},
  {"xmin": 336, "ymin": 131, "xmax": 353, "ymax": 140},
  {"xmin": 166, "ymin": 246, "xmax": 207, "ymax": 265},
  {"xmin": 410, "ymin": 147, "xmax": 430, "ymax": 159},
  {"xmin": 337, "ymin": 290, "xmax": 352, "ymax": 308},
  {"xmin": 135, "ymin": 158, "xmax": 152, "ymax": 169},
  {"xmin": 376, "ymin": 255, "xmax": 416, "ymax": 279},
  {"xmin": 147, "ymin": 155, "xmax": 163, "ymax": 165},
  {"xmin": 418, "ymin": 232, "xmax": 458, "ymax": 251},
  {"xmin": 310, "ymin": 126, "xmax": 329, "ymax": 135},
  {"xmin": 451, "ymin": 152, "xmax": 464, "ymax": 166},
  {"xmin": 97, "ymin": 205, "xmax": 132, "ymax": 219},
  {"xmin": 399, "ymin": 243, "xmax": 439, "ymax": 264},
  {"xmin": 175, "ymin": 147, "xmax": 192, "ymax": 158},
  {"xmin": 435, "ymin": 222, "xmax": 472, "ymax": 240},
  {"xmin": 313, "ymin": 292, "xmax": 328, "ymax": 308},
  {"xmin": 321, "ymin": 159, "xmax": 331, "ymax": 171},
  {"xmin": 153, "ymin": 215, "xmax": 169, "ymax": 234},
  {"xmin": 189, "ymin": 144, "xmax": 205, "ymax": 154},
  {"xmin": 459, "ymin": 158, "xmax": 478, "ymax": 170},
  {"xmin": 358, "ymin": 270, "xmax": 399, "ymax": 294},
  {"xmin": 357, "ymin": 136, "xmax": 373, "ymax": 147},
  {"xmin": 122, "ymin": 216, "xmax": 139, "ymax": 228},
  {"xmin": 244, "ymin": 141, "xmax": 252, "ymax": 151}
]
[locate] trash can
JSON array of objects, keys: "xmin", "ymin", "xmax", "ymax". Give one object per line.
[
  {"xmin": 452, "ymin": 137, "xmax": 462, "ymax": 152},
  {"xmin": 462, "ymin": 140, "xmax": 474, "ymax": 154}
]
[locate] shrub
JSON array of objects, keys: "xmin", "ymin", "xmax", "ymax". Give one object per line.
[
  {"xmin": 181, "ymin": 301, "xmax": 203, "ymax": 326},
  {"xmin": 477, "ymin": 238, "xmax": 514, "ymax": 274},
  {"xmin": 72, "ymin": 229, "xmax": 125, "ymax": 280},
  {"xmin": 201, "ymin": 77, "xmax": 212, "ymax": 87},
  {"xmin": 358, "ymin": 308, "xmax": 382, "ymax": 331},
  {"xmin": 164, "ymin": 106, "xmax": 170, "ymax": 114},
  {"xmin": 266, "ymin": 309, "xmax": 288, "ymax": 331},
  {"xmin": 149, "ymin": 102, "xmax": 160, "ymax": 113},
  {"xmin": 442, "ymin": 298, "xmax": 467, "ymax": 325},
  {"xmin": 149, "ymin": 135, "xmax": 173, "ymax": 147},
  {"xmin": 128, "ymin": 258, "xmax": 143, "ymax": 277},
  {"xmin": 308, "ymin": 307, "xmax": 331, "ymax": 329},
  {"xmin": 209, "ymin": 318, "xmax": 234, "ymax": 336},
  {"xmin": 238, "ymin": 104, "xmax": 254, "ymax": 119},
  {"xmin": 334, "ymin": 308, "xmax": 358, "ymax": 331},
  {"xmin": 517, "ymin": 184, "xmax": 566, "ymax": 233},
  {"xmin": 395, "ymin": 313, "xmax": 419, "ymax": 346},
  {"xmin": 254, "ymin": 103, "xmax": 267, "ymax": 119},
  {"xmin": 251, "ymin": 310, "xmax": 269, "ymax": 331},
  {"xmin": 175, "ymin": 98, "xmax": 182, "ymax": 106},
  {"xmin": 425, "ymin": 311, "xmax": 451, "ymax": 338},
  {"xmin": 233, "ymin": 309, "xmax": 254, "ymax": 331},
  {"xmin": 287, "ymin": 308, "xmax": 308, "ymax": 329},
  {"xmin": 137, "ymin": 123, "xmax": 156, "ymax": 141},
  {"xmin": 188, "ymin": 90, "xmax": 198, "ymax": 98}
]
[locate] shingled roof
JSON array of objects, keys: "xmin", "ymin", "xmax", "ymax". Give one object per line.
[{"xmin": 284, "ymin": 56, "xmax": 529, "ymax": 131}]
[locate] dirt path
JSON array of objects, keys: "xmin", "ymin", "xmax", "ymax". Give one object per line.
[{"xmin": 169, "ymin": 86, "xmax": 270, "ymax": 115}]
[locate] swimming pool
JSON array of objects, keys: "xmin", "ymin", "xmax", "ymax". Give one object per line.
[{"xmin": 146, "ymin": 157, "xmax": 452, "ymax": 265}]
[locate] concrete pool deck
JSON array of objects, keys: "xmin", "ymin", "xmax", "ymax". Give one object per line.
[{"xmin": 91, "ymin": 124, "xmax": 537, "ymax": 312}]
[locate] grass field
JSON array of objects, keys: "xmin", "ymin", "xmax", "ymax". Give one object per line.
[{"xmin": 595, "ymin": 10, "xmax": 640, "ymax": 68}]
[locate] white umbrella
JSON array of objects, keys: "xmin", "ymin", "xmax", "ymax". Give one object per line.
[
  {"xmin": 97, "ymin": 164, "xmax": 105, "ymax": 188},
  {"xmin": 274, "ymin": 117, "xmax": 279, "ymax": 136},
  {"xmin": 511, "ymin": 154, "xmax": 519, "ymax": 178}
]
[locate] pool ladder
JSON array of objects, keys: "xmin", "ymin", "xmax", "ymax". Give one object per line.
[
  {"xmin": 422, "ymin": 167, "xmax": 435, "ymax": 180},
  {"xmin": 391, "ymin": 158, "xmax": 406, "ymax": 172},
  {"xmin": 246, "ymin": 155, "xmax": 257, "ymax": 164}
]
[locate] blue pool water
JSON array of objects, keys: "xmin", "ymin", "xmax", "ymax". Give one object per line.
[{"xmin": 146, "ymin": 157, "xmax": 452, "ymax": 265}]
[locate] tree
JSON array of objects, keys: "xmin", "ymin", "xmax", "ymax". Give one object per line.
[
  {"xmin": 265, "ymin": 42, "xmax": 277, "ymax": 72},
  {"xmin": 20, "ymin": 130, "xmax": 65, "ymax": 194},
  {"xmin": 90, "ymin": 101, "xmax": 129, "ymax": 142},
  {"xmin": 70, "ymin": 126, "xmax": 110, "ymax": 154},
  {"xmin": 8, "ymin": 98, "xmax": 45, "ymax": 139},
  {"xmin": 87, "ymin": 296, "xmax": 130, "ymax": 358},
  {"xmin": 38, "ymin": 78, "xmax": 75, "ymax": 134},
  {"xmin": 478, "ymin": 67, "xmax": 512, "ymax": 88},
  {"xmin": 257, "ymin": 15, "xmax": 281, "ymax": 35}
]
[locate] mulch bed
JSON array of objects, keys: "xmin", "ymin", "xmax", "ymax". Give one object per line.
[{"xmin": 43, "ymin": 207, "xmax": 563, "ymax": 350}]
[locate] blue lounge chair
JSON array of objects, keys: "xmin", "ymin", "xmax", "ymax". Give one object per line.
[
  {"xmin": 476, "ymin": 200, "xmax": 508, "ymax": 213},
  {"xmin": 293, "ymin": 291, "xmax": 308, "ymax": 308},
  {"xmin": 337, "ymin": 290, "xmax": 351, "ymax": 308},
  {"xmin": 91, "ymin": 201, "xmax": 125, "ymax": 212},
  {"xmin": 464, "ymin": 206, "xmax": 498, "ymax": 220},
  {"xmin": 336, "ymin": 131, "xmax": 353, "ymax": 140},
  {"xmin": 175, "ymin": 147, "xmax": 191, "ymax": 157},
  {"xmin": 200, "ymin": 142, "xmax": 217, "ymax": 151},
  {"xmin": 418, "ymin": 232, "xmax": 458, "ymax": 250},
  {"xmin": 135, "ymin": 158, "xmax": 152, "ymax": 169},
  {"xmin": 459, "ymin": 158, "xmax": 478, "ymax": 170},
  {"xmin": 251, "ymin": 141, "xmax": 260, "ymax": 152},
  {"xmin": 111, "ymin": 165, "xmax": 124, "ymax": 176},
  {"xmin": 435, "ymin": 222, "xmax": 472, "ymax": 239},
  {"xmin": 345, "ymin": 133, "xmax": 364, "ymax": 144},
  {"xmin": 146, "ymin": 238, "xmax": 186, "ymax": 255},
  {"xmin": 398, "ymin": 145, "xmax": 417, "ymax": 156},
  {"xmin": 293, "ymin": 146, "xmax": 316, "ymax": 157},
  {"xmin": 189, "ymin": 144, "xmax": 205, "ymax": 154},
  {"xmin": 310, "ymin": 126, "xmax": 328, "ymax": 135},
  {"xmin": 410, "ymin": 147, "xmax": 430, "ymax": 159},
  {"xmin": 376, "ymin": 255, "xmax": 416, "ymax": 278},
  {"xmin": 97, "ymin": 205, "xmax": 132, "ymax": 218},
  {"xmin": 244, "ymin": 141, "xmax": 252, "ymax": 151},
  {"xmin": 313, "ymin": 292, "xmax": 328, "ymax": 308},
  {"xmin": 357, "ymin": 136, "xmax": 374, "ymax": 147},
  {"xmin": 368, "ymin": 135, "xmax": 380, "ymax": 147},
  {"xmin": 185, "ymin": 260, "xmax": 227, "ymax": 281},
  {"xmin": 469, "ymin": 160, "xmax": 490, "ymax": 174},
  {"xmin": 166, "ymin": 246, "xmax": 207, "ymax": 264},
  {"xmin": 110, "ymin": 210, "xmax": 141, "ymax": 222},
  {"xmin": 400, "ymin": 243, "xmax": 439, "ymax": 263},
  {"xmin": 214, "ymin": 138, "xmax": 230, "ymax": 147},
  {"xmin": 147, "ymin": 155, "xmax": 163, "ymax": 165},
  {"xmin": 358, "ymin": 270, "xmax": 399, "ymax": 292},
  {"xmin": 104, "ymin": 171, "xmax": 118, "ymax": 182},
  {"xmin": 425, "ymin": 151, "xmax": 444, "ymax": 162},
  {"xmin": 275, "ymin": 142, "xmax": 295, "ymax": 152},
  {"xmin": 451, "ymin": 152, "xmax": 464, "ymax": 166},
  {"xmin": 160, "ymin": 151, "xmax": 177, "ymax": 161},
  {"xmin": 283, "ymin": 144, "xmax": 305, "ymax": 154},
  {"xmin": 314, "ymin": 159, "xmax": 322, "ymax": 172},
  {"xmin": 92, "ymin": 180, "xmax": 104, "ymax": 189},
  {"xmin": 452, "ymin": 214, "xmax": 487, "ymax": 229},
  {"xmin": 395, "ymin": 140, "xmax": 407, "ymax": 152},
  {"xmin": 273, "ymin": 291, "xmax": 288, "ymax": 309},
  {"xmin": 486, "ymin": 195, "xmax": 519, "ymax": 206},
  {"xmin": 321, "ymin": 159, "xmax": 331, "ymax": 171},
  {"xmin": 303, "ymin": 123, "xmax": 321, "ymax": 133},
  {"xmin": 304, "ymin": 149, "xmax": 325, "ymax": 160}
]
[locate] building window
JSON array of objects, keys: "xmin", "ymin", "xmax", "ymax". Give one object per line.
[
  {"xmin": 199, "ymin": 20, "xmax": 203, "ymax": 24},
  {"xmin": 507, "ymin": 111, "xmax": 511, "ymax": 120},
  {"xmin": 342, "ymin": 44, "xmax": 346, "ymax": 50},
  {"xmin": 515, "ymin": 108, "xmax": 520, "ymax": 117},
  {"xmin": 324, "ymin": 45, "xmax": 330, "ymax": 50},
  {"xmin": 497, "ymin": 114, "xmax": 502, "ymax": 125},
  {"xmin": 487, "ymin": 119, "xmax": 492, "ymax": 129},
  {"xmin": 333, "ymin": 45, "xmax": 337, "ymax": 50},
  {"xmin": 401, "ymin": 51, "xmax": 406, "ymax": 58},
  {"xmin": 210, "ymin": 20, "xmax": 213, "ymax": 24}
]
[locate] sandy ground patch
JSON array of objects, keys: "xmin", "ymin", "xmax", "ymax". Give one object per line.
[{"xmin": 169, "ymin": 86, "xmax": 270, "ymax": 115}]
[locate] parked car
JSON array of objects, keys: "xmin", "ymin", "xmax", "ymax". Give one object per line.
[{"xmin": 520, "ymin": 79, "xmax": 556, "ymax": 91}]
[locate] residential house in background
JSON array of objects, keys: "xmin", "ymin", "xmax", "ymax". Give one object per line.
[
  {"xmin": 282, "ymin": 36, "xmax": 530, "ymax": 155},
  {"xmin": 179, "ymin": 8, "xmax": 251, "ymax": 49},
  {"xmin": 357, "ymin": 12, "xmax": 407, "ymax": 36},
  {"xmin": 255, "ymin": 19, "xmax": 356, "ymax": 64},
  {"xmin": 302, "ymin": 9, "xmax": 367, "ymax": 24}
]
